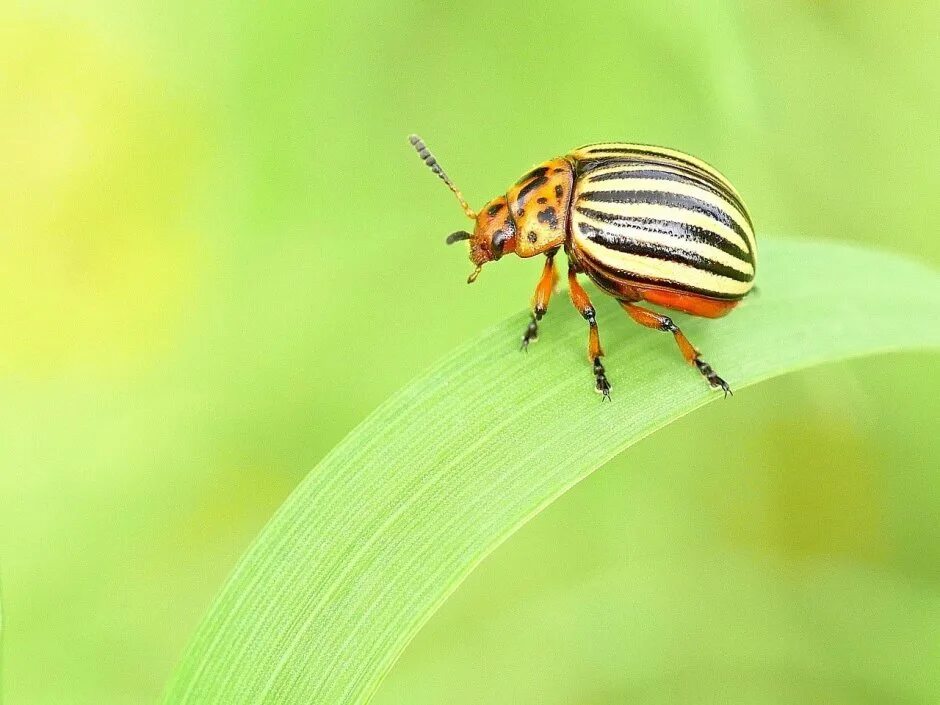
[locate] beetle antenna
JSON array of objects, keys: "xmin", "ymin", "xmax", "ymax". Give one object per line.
[
  {"xmin": 409, "ymin": 134, "xmax": 476, "ymax": 220},
  {"xmin": 446, "ymin": 230, "xmax": 471, "ymax": 245}
]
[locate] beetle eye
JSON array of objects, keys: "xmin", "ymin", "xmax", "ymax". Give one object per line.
[
  {"xmin": 490, "ymin": 218, "xmax": 516, "ymax": 259},
  {"xmin": 491, "ymin": 230, "xmax": 511, "ymax": 258}
]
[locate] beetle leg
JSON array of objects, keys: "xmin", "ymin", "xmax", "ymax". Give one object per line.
[
  {"xmin": 568, "ymin": 266, "xmax": 610, "ymax": 400},
  {"xmin": 619, "ymin": 302, "xmax": 732, "ymax": 396},
  {"xmin": 521, "ymin": 251, "xmax": 559, "ymax": 351}
]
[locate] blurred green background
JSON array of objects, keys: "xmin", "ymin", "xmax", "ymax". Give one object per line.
[{"xmin": 2, "ymin": 2, "xmax": 938, "ymax": 703}]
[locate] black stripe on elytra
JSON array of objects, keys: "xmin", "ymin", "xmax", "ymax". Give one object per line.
[
  {"xmin": 580, "ymin": 253, "xmax": 745, "ymax": 300},
  {"xmin": 578, "ymin": 189, "xmax": 749, "ymax": 243},
  {"xmin": 580, "ymin": 156, "xmax": 750, "ymax": 225},
  {"xmin": 586, "ymin": 167, "xmax": 748, "ymax": 221},
  {"xmin": 576, "ymin": 206, "xmax": 751, "ymax": 263},
  {"xmin": 515, "ymin": 175, "xmax": 549, "ymax": 209},
  {"xmin": 586, "ymin": 146, "xmax": 704, "ymax": 161},
  {"xmin": 586, "ymin": 146, "xmax": 681, "ymax": 154},
  {"xmin": 578, "ymin": 157, "xmax": 635, "ymax": 175},
  {"xmin": 578, "ymin": 147, "xmax": 748, "ymax": 208},
  {"xmin": 578, "ymin": 221, "xmax": 753, "ymax": 283}
]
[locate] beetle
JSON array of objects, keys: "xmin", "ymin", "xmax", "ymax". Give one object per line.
[{"xmin": 408, "ymin": 134, "xmax": 756, "ymax": 399}]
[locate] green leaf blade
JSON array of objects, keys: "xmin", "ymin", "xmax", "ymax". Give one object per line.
[{"xmin": 164, "ymin": 238, "xmax": 940, "ymax": 705}]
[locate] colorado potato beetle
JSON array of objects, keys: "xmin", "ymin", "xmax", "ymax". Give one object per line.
[{"xmin": 408, "ymin": 135, "xmax": 756, "ymax": 399}]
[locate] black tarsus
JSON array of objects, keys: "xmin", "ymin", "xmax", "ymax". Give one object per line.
[
  {"xmin": 521, "ymin": 310, "xmax": 543, "ymax": 351},
  {"xmin": 593, "ymin": 356, "xmax": 611, "ymax": 400},
  {"xmin": 695, "ymin": 358, "xmax": 732, "ymax": 397}
]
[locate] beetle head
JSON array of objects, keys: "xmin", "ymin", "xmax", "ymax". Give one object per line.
[
  {"xmin": 444, "ymin": 197, "xmax": 519, "ymax": 283},
  {"xmin": 471, "ymin": 196, "xmax": 519, "ymax": 272},
  {"xmin": 411, "ymin": 134, "xmax": 519, "ymax": 283}
]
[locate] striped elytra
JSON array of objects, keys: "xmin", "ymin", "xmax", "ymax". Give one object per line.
[
  {"xmin": 569, "ymin": 143, "xmax": 756, "ymax": 302},
  {"xmin": 409, "ymin": 135, "xmax": 756, "ymax": 398}
]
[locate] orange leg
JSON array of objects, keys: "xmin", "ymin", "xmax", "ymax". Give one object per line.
[
  {"xmin": 568, "ymin": 266, "xmax": 610, "ymax": 400},
  {"xmin": 620, "ymin": 301, "xmax": 731, "ymax": 396},
  {"xmin": 521, "ymin": 251, "xmax": 559, "ymax": 350}
]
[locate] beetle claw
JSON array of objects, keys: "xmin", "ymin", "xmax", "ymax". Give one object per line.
[{"xmin": 714, "ymin": 376, "xmax": 733, "ymax": 397}]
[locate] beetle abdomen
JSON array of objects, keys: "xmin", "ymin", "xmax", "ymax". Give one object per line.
[{"xmin": 568, "ymin": 143, "xmax": 756, "ymax": 301}]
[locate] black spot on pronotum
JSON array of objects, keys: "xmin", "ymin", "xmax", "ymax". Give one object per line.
[
  {"xmin": 527, "ymin": 231, "xmax": 538, "ymax": 243},
  {"xmin": 487, "ymin": 203, "xmax": 504, "ymax": 217},
  {"xmin": 517, "ymin": 166, "xmax": 549, "ymax": 184},
  {"xmin": 537, "ymin": 207, "xmax": 559, "ymax": 229},
  {"xmin": 515, "ymin": 176, "xmax": 549, "ymax": 209}
]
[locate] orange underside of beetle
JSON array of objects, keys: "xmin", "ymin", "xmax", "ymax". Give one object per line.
[{"xmin": 634, "ymin": 286, "xmax": 740, "ymax": 318}]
